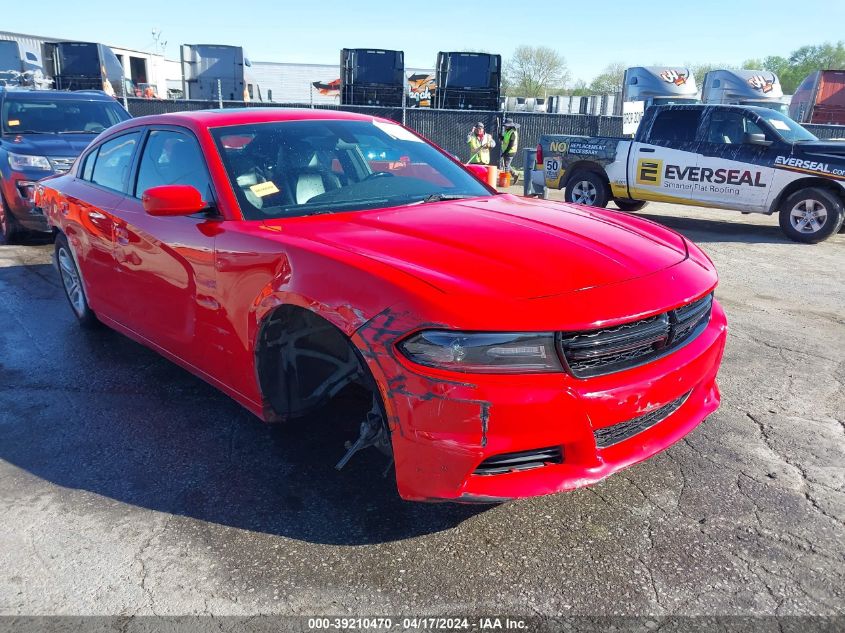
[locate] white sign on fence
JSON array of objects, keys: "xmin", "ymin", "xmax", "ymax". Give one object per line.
[{"xmin": 622, "ymin": 100, "xmax": 645, "ymax": 136}]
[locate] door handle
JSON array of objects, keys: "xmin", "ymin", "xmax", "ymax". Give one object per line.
[
  {"xmin": 639, "ymin": 147, "xmax": 656, "ymax": 153},
  {"xmin": 60, "ymin": 201, "xmax": 70, "ymax": 216}
]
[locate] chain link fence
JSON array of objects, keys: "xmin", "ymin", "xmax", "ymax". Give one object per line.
[{"xmin": 125, "ymin": 98, "xmax": 845, "ymax": 168}]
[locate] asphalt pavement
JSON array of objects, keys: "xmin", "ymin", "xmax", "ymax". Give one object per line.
[{"xmin": 0, "ymin": 200, "xmax": 842, "ymax": 622}]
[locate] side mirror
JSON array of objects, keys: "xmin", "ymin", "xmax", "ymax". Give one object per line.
[
  {"xmin": 142, "ymin": 185, "xmax": 208, "ymax": 216},
  {"xmin": 744, "ymin": 132, "xmax": 772, "ymax": 147},
  {"xmin": 464, "ymin": 163, "xmax": 490, "ymax": 181}
]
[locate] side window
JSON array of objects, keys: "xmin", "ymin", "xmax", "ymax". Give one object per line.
[
  {"xmin": 91, "ymin": 132, "xmax": 140, "ymax": 192},
  {"xmin": 80, "ymin": 147, "xmax": 98, "ymax": 181},
  {"xmin": 648, "ymin": 110, "xmax": 702, "ymax": 144},
  {"xmin": 706, "ymin": 111, "xmax": 771, "ymax": 145},
  {"xmin": 134, "ymin": 130, "xmax": 212, "ymax": 198}
]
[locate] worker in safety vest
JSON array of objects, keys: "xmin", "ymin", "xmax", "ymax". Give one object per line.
[
  {"xmin": 467, "ymin": 121, "xmax": 495, "ymax": 165},
  {"xmin": 499, "ymin": 118, "xmax": 520, "ymax": 183}
]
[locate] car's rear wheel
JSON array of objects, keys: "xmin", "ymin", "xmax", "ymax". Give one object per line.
[
  {"xmin": 55, "ymin": 233, "xmax": 99, "ymax": 328},
  {"xmin": 779, "ymin": 187, "xmax": 845, "ymax": 243},
  {"xmin": 565, "ymin": 171, "xmax": 609, "ymax": 208},
  {"xmin": 613, "ymin": 199, "xmax": 648, "ymax": 212},
  {"xmin": 0, "ymin": 194, "xmax": 19, "ymax": 245}
]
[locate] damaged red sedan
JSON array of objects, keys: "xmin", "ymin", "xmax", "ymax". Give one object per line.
[{"xmin": 38, "ymin": 109, "xmax": 726, "ymax": 502}]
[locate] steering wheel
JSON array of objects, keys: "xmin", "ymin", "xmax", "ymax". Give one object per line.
[{"xmin": 362, "ymin": 171, "xmax": 394, "ymax": 181}]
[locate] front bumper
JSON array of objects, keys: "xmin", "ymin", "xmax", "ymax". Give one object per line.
[
  {"xmin": 1, "ymin": 172, "xmax": 51, "ymax": 232},
  {"xmin": 354, "ymin": 297, "xmax": 727, "ymax": 502}
]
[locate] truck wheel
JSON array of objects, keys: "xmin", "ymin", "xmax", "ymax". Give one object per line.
[
  {"xmin": 55, "ymin": 233, "xmax": 99, "ymax": 329},
  {"xmin": 778, "ymin": 188, "xmax": 845, "ymax": 244},
  {"xmin": 565, "ymin": 172, "xmax": 609, "ymax": 208},
  {"xmin": 613, "ymin": 199, "xmax": 648, "ymax": 212},
  {"xmin": 0, "ymin": 194, "xmax": 19, "ymax": 245}
]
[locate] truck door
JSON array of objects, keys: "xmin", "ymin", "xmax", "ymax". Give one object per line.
[
  {"xmin": 627, "ymin": 108, "xmax": 703, "ymax": 203},
  {"xmin": 694, "ymin": 109, "xmax": 776, "ymax": 212}
]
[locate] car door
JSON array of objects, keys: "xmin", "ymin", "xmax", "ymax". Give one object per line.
[
  {"xmin": 627, "ymin": 107, "xmax": 703, "ymax": 204},
  {"xmin": 694, "ymin": 109, "xmax": 777, "ymax": 212},
  {"xmin": 110, "ymin": 126, "xmax": 222, "ymax": 372},
  {"xmin": 58, "ymin": 131, "xmax": 141, "ymax": 319}
]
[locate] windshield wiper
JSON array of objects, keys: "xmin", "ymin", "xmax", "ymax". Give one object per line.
[
  {"xmin": 57, "ymin": 130, "xmax": 100, "ymax": 134},
  {"xmin": 419, "ymin": 193, "xmax": 476, "ymax": 204},
  {"xmin": 2, "ymin": 129, "xmax": 50, "ymax": 135}
]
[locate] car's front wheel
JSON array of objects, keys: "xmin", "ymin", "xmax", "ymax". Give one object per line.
[
  {"xmin": 55, "ymin": 233, "xmax": 99, "ymax": 328},
  {"xmin": 565, "ymin": 171, "xmax": 609, "ymax": 208},
  {"xmin": 779, "ymin": 188, "xmax": 845, "ymax": 243},
  {"xmin": 0, "ymin": 194, "xmax": 19, "ymax": 245}
]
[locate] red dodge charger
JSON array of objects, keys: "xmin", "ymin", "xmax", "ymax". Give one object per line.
[{"xmin": 36, "ymin": 108, "xmax": 727, "ymax": 502}]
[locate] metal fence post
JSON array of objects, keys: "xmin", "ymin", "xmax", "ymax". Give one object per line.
[{"xmin": 121, "ymin": 71, "xmax": 129, "ymax": 111}]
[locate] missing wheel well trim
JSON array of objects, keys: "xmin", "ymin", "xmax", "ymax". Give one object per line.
[{"xmin": 255, "ymin": 305, "xmax": 376, "ymax": 422}]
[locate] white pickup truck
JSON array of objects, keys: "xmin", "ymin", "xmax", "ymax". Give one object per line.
[{"xmin": 537, "ymin": 104, "xmax": 845, "ymax": 243}]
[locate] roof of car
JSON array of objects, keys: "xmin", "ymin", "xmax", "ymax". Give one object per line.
[
  {"xmin": 0, "ymin": 88, "xmax": 117, "ymax": 102},
  {"xmin": 126, "ymin": 107, "xmax": 381, "ymax": 129}
]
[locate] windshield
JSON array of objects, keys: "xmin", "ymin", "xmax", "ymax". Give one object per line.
[
  {"xmin": 354, "ymin": 51, "xmax": 399, "ymax": 85},
  {"xmin": 740, "ymin": 100, "xmax": 790, "ymax": 116},
  {"xmin": 211, "ymin": 119, "xmax": 492, "ymax": 220},
  {"xmin": 652, "ymin": 97, "xmax": 700, "ymax": 106},
  {"xmin": 1, "ymin": 97, "xmax": 130, "ymax": 134},
  {"xmin": 446, "ymin": 54, "xmax": 491, "ymax": 88},
  {"xmin": 56, "ymin": 43, "xmax": 100, "ymax": 75},
  {"xmin": 758, "ymin": 109, "xmax": 817, "ymax": 143}
]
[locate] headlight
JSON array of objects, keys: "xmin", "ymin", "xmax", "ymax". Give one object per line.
[
  {"xmin": 398, "ymin": 331, "xmax": 563, "ymax": 373},
  {"xmin": 8, "ymin": 152, "xmax": 52, "ymax": 171}
]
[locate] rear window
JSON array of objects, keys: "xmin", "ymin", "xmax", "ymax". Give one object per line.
[{"xmin": 649, "ymin": 109, "xmax": 702, "ymax": 143}]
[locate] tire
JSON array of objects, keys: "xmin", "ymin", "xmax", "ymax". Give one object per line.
[
  {"xmin": 614, "ymin": 199, "xmax": 648, "ymax": 212},
  {"xmin": 778, "ymin": 187, "xmax": 845, "ymax": 244},
  {"xmin": 0, "ymin": 193, "xmax": 19, "ymax": 245},
  {"xmin": 565, "ymin": 171, "xmax": 609, "ymax": 208},
  {"xmin": 55, "ymin": 233, "xmax": 99, "ymax": 329}
]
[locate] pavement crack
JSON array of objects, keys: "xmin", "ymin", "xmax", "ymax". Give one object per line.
[{"xmin": 745, "ymin": 411, "xmax": 845, "ymax": 528}]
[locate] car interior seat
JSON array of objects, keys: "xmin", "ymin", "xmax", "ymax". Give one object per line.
[{"xmin": 278, "ymin": 144, "xmax": 342, "ymax": 204}]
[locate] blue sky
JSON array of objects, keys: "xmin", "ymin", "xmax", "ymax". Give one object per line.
[{"xmin": 5, "ymin": 0, "xmax": 844, "ymax": 82}]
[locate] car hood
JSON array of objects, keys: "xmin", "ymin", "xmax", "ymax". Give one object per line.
[
  {"xmin": 271, "ymin": 195, "xmax": 689, "ymax": 299},
  {"xmin": 795, "ymin": 141, "xmax": 845, "ymax": 158},
  {"xmin": 0, "ymin": 133, "xmax": 95, "ymax": 157}
]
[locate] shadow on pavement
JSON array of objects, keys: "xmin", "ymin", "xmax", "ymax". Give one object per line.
[
  {"xmin": 0, "ymin": 263, "xmax": 487, "ymax": 546},
  {"xmin": 621, "ymin": 212, "xmax": 791, "ymax": 245}
]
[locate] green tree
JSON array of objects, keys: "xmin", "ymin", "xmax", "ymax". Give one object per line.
[
  {"xmin": 742, "ymin": 42, "xmax": 845, "ymax": 92},
  {"xmin": 504, "ymin": 45, "xmax": 570, "ymax": 97},
  {"xmin": 589, "ymin": 62, "xmax": 626, "ymax": 93}
]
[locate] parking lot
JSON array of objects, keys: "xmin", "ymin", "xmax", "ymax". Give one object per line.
[{"xmin": 0, "ymin": 200, "xmax": 842, "ymax": 619}]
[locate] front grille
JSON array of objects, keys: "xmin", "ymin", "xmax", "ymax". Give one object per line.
[
  {"xmin": 557, "ymin": 294, "xmax": 713, "ymax": 378},
  {"xmin": 49, "ymin": 158, "xmax": 75, "ymax": 173},
  {"xmin": 593, "ymin": 390, "xmax": 692, "ymax": 449},
  {"xmin": 473, "ymin": 446, "xmax": 563, "ymax": 476}
]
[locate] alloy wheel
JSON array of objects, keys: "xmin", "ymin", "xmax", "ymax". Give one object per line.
[
  {"xmin": 57, "ymin": 246, "xmax": 86, "ymax": 317},
  {"xmin": 571, "ymin": 180, "xmax": 597, "ymax": 205},
  {"xmin": 790, "ymin": 199, "xmax": 828, "ymax": 234}
]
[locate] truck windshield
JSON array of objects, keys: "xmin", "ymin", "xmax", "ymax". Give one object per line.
[
  {"xmin": 1, "ymin": 97, "xmax": 130, "ymax": 134},
  {"xmin": 447, "ymin": 55, "xmax": 490, "ymax": 88},
  {"xmin": 57, "ymin": 43, "xmax": 100, "ymax": 75},
  {"xmin": 652, "ymin": 97, "xmax": 700, "ymax": 106},
  {"xmin": 759, "ymin": 110, "xmax": 818, "ymax": 143},
  {"xmin": 741, "ymin": 101, "xmax": 790, "ymax": 116},
  {"xmin": 211, "ymin": 119, "xmax": 492, "ymax": 220},
  {"xmin": 354, "ymin": 51, "xmax": 398, "ymax": 85},
  {"xmin": 0, "ymin": 42, "xmax": 21, "ymax": 79}
]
